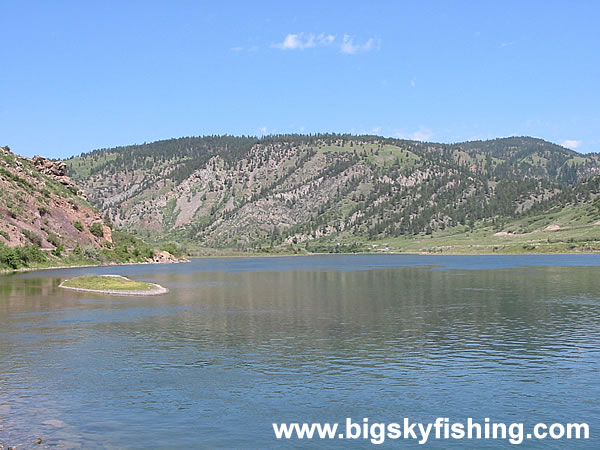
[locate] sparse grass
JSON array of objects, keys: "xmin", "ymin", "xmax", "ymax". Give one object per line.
[
  {"xmin": 65, "ymin": 153, "xmax": 119, "ymax": 180},
  {"xmin": 373, "ymin": 217, "xmax": 600, "ymax": 254},
  {"xmin": 61, "ymin": 275, "xmax": 155, "ymax": 291},
  {"xmin": 314, "ymin": 142, "xmax": 421, "ymax": 167},
  {"xmin": 162, "ymin": 198, "xmax": 179, "ymax": 231}
]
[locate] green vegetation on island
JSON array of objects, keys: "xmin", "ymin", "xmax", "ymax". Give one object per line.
[
  {"xmin": 59, "ymin": 274, "xmax": 167, "ymax": 295},
  {"xmin": 61, "ymin": 275, "xmax": 155, "ymax": 291}
]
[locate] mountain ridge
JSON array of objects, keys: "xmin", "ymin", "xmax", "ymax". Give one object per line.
[{"xmin": 64, "ymin": 134, "xmax": 600, "ymax": 253}]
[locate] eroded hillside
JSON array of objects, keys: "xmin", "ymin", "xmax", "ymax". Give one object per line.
[
  {"xmin": 0, "ymin": 146, "xmax": 111, "ymax": 250},
  {"xmin": 66, "ymin": 135, "xmax": 600, "ymax": 250}
]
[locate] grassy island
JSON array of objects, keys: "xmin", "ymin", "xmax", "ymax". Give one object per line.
[{"xmin": 60, "ymin": 275, "xmax": 167, "ymax": 295}]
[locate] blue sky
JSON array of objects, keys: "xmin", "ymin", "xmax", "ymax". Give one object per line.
[{"xmin": 1, "ymin": 1, "xmax": 599, "ymax": 158}]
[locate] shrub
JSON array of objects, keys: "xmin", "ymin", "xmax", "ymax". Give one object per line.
[
  {"xmin": 0, "ymin": 244, "xmax": 46, "ymax": 269},
  {"xmin": 51, "ymin": 243, "xmax": 64, "ymax": 257},
  {"xmin": 38, "ymin": 205, "xmax": 49, "ymax": 216},
  {"xmin": 73, "ymin": 221, "xmax": 84, "ymax": 232},
  {"xmin": 18, "ymin": 245, "xmax": 46, "ymax": 264},
  {"xmin": 82, "ymin": 245, "xmax": 99, "ymax": 260},
  {"xmin": 46, "ymin": 233, "xmax": 61, "ymax": 248},
  {"xmin": 160, "ymin": 242, "xmax": 182, "ymax": 257},
  {"xmin": 89, "ymin": 222, "xmax": 104, "ymax": 238},
  {"xmin": 113, "ymin": 245, "xmax": 131, "ymax": 261},
  {"xmin": 140, "ymin": 247, "xmax": 154, "ymax": 259},
  {"xmin": 21, "ymin": 229, "xmax": 42, "ymax": 246},
  {"xmin": 0, "ymin": 244, "xmax": 19, "ymax": 269}
]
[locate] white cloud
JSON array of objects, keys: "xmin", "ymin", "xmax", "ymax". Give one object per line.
[
  {"xmin": 340, "ymin": 35, "xmax": 377, "ymax": 54},
  {"xmin": 271, "ymin": 33, "xmax": 378, "ymax": 54},
  {"xmin": 500, "ymin": 41, "xmax": 515, "ymax": 48},
  {"xmin": 410, "ymin": 77, "xmax": 416, "ymax": 88},
  {"xmin": 395, "ymin": 127, "xmax": 434, "ymax": 142},
  {"xmin": 231, "ymin": 45, "xmax": 258, "ymax": 52},
  {"xmin": 561, "ymin": 139, "xmax": 582, "ymax": 150},
  {"xmin": 272, "ymin": 33, "xmax": 335, "ymax": 50}
]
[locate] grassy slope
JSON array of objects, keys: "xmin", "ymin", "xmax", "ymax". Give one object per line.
[{"xmin": 368, "ymin": 201, "xmax": 600, "ymax": 254}]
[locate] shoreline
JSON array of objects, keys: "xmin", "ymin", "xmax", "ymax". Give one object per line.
[
  {"xmin": 2, "ymin": 251, "xmax": 599, "ymax": 276},
  {"xmin": 0, "ymin": 258, "xmax": 189, "ymax": 276},
  {"xmin": 186, "ymin": 250, "xmax": 600, "ymax": 258}
]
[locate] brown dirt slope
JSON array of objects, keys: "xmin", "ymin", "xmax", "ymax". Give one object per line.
[{"xmin": 0, "ymin": 146, "xmax": 111, "ymax": 250}]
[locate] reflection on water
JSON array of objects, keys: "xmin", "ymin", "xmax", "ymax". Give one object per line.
[{"xmin": 1, "ymin": 255, "xmax": 600, "ymax": 448}]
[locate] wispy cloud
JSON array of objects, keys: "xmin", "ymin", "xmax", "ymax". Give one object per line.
[
  {"xmin": 340, "ymin": 35, "xmax": 377, "ymax": 54},
  {"xmin": 271, "ymin": 33, "xmax": 378, "ymax": 54},
  {"xmin": 231, "ymin": 45, "xmax": 258, "ymax": 52},
  {"xmin": 272, "ymin": 33, "xmax": 335, "ymax": 50},
  {"xmin": 410, "ymin": 77, "xmax": 416, "ymax": 88},
  {"xmin": 500, "ymin": 41, "xmax": 515, "ymax": 48},
  {"xmin": 395, "ymin": 127, "xmax": 434, "ymax": 142},
  {"xmin": 561, "ymin": 139, "xmax": 582, "ymax": 150}
]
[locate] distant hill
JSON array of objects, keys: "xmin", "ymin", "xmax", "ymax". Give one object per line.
[{"xmin": 64, "ymin": 134, "xmax": 600, "ymax": 253}]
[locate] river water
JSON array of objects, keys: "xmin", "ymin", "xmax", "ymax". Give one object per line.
[{"xmin": 1, "ymin": 255, "xmax": 599, "ymax": 447}]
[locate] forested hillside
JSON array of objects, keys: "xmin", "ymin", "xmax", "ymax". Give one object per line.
[{"xmin": 65, "ymin": 135, "xmax": 600, "ymax": 253}]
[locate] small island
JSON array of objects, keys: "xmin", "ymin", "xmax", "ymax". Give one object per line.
[{"xmin": 59, "ymin": 275, "xmax": 168, "ymax": 296}]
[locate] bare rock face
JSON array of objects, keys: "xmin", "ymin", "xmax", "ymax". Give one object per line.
[
  {"xmin": 32, "ymin": 155, "xmax": 67, "ymax": 176},
  {"xmin": 102, "ymin": 224, "xmax": 113, "ymax": 243},
  {"xmin": 30, "ymin": 155, "xmax": 80, "ymax": 193}
]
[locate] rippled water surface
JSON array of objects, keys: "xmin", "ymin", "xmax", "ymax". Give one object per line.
[{"xmin": 1, "ymin": 255, "xmax": 600, "ymax": 448}]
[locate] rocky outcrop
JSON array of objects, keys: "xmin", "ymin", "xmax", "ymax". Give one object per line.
[
  {"xmin": 152, "ymin": 250, "xmax": 184, "ymax": 264},
  {"xmin": 0, "ymin": 146, "xmax": 111, "ymax": 249},
  {"xmin": 31, "ymin": 155, "xmax": 67, "ymax": 177},
  {"xmin": 30, "ymin": 155, "xmax": 81, "ymax": 195}
]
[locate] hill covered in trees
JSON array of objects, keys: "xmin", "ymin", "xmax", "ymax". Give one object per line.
[{"xmin": 65, "ymin": 134, "xmax": 600, "ymax": 254}]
